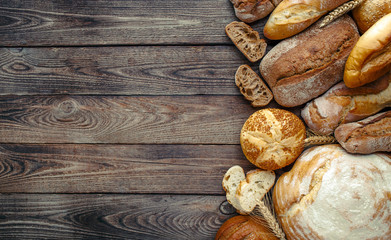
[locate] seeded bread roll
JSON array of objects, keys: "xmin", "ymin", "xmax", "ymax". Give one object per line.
[
  {"xmin": 240, "ymin": 108, "xmax": 306, "ymax": 170},
  {"xmin": 335, "ymin": 111, "xmax": 391, "ymax": 154},
  {"xmin": 301, "ymin": 72, "xmax": 391, "ymax": 135},
  {"xmin": 343, "ymin": 13, "xmax": 391, "ymax": 88},
  {"xmin": 273, "ymin": 144, "xmax": 391, "ymax": 240},
  {"xmin": 235, "ymin": 64, "xmax": 273, "ymax": 107},
  {"xmin": 225, "ymin": 21, "xmax": 267, "ymax": 62},
  {"xmin": 230, "ymin": 0, "xmax": 283, "ymax": 23},
  {"xmin": 260, "ymin": 15, "xmax": 359, "ymax": 107},
  {"xmin": 263, "ymin": 0, "xmax": 350, "ymax": 40},
  {"xmin": 352, "ymin": 0, "xmax": 391, "ymax": 33}
]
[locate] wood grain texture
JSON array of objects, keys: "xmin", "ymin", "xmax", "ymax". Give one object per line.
[
  {"xmin": 0, "ymin": 0, "xmax": 268, "ymax": 46},
  {"xmin": 0, "ymin": 194, "xmax": 236, "ymax": 239},
  {"xmin": 0, "ymin": 144, "xmax": 255, "ymax": 194},
  {"xmin": 0, "ymin": 95, "xmax": 278, "ymax": 144},
  {"xmin": 0, "ymin": 46, "xmax": 252, "ymax": 95}
]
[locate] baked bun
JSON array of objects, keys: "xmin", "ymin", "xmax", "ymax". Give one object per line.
[
  {"xmin": 344, "ymin": 13, "xmax": 391, "ymax": 88},
  {"xmin": 240, "ymin": 108, "xmax": 306, "ymax": 170},
  {"xmin": 230, "ymin": 0, "xmax": 283, "ymax": 23},
  {"xmin": 273, "ymin": 144, "xmax": 391, "ymax": 240},
  {"xmin": 352, "ymin": 0, "xmax": 391, "ymax": 33},
  {"xmin": 263, "ymin": 0, "xmax": 350, "ymax": 40},
  {"xmin": 334, "ymin": 110, "xmax": 391, "ymax": 154}
]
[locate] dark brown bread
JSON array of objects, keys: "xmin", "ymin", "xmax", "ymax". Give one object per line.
[
  {"xmin": 259, "ymin": 15, "xmax": 359, "ymax": 107},
  {"xmin": 230, "ymin": 0, "xmax": 283, "ymax": 23},
  {"xmin": 335, "ymin": 111, "xmax": 391, "ymax": 154}
]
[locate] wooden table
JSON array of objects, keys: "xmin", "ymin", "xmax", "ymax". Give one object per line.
[{"xmin": 0, "ymin": 1, "xmax": 282, "ymax": 239}]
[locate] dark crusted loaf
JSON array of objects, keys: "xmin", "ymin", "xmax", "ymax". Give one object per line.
[{"xmin": 259, "ymin": 15, "xmax": 360, "ymax": 107}]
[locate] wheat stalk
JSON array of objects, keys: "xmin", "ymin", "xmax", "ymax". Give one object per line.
[
  {"xmin": 250, "ymin": 192, "xmax": 286, "ymax": 240},
  {"xmin": 304, "ymin": 129, "xmax": 336, "ymax": 147},
  {"xmin": 320, "ymin": 0, "xmax": 365, "ymax": 28}
]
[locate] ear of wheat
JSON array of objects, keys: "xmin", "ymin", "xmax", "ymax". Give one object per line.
[
  {"xmin": 249, "ymin": 191, "xmax": 286, "ymax": 240},
  {"xmin": 304, "ymin": 128, "xmax": 336, "ymax": 147},
  {"xmin": 320, "ymin": 0, "xmax": 365, "ymax": 28}
]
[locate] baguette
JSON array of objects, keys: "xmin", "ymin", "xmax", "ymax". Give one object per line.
[
  {"xmin": 301, "ymin": 71, "xmax": 391, "ymax": 135},
  {"xmin": 235, "ymin": 64, "xmax": 273, "ymax": 107},
  {"xmin": 335, "ymin": 111, "xmax": 391, "ymax": 154},
  {"xmin": 230, "ymin": 0, "xmax": 283, "ymax": 23},
  {"xmin": 225, "ymin": 21, "xmax": 267, "ymax": 62},
  {"xmin": 263, "ymin": 0, "xmax": 350, "ymax": 40},
  {"xmin": 343, "ymin": 13, "xmax": 391, "ymax": 88},
  {"xmin": 260, "ymin": 15, "xmax": 359, "ymax": 107}
]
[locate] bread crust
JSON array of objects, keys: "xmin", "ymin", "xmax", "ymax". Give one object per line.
[
  {"xmin": 260, "ymin": 15, "xmax": 359, "ymax": 107},
  {"xmin": 352, "ymin": 0, "xmax": 391, "ymax": 33},
  {"xmin": 263, "ymin": 0, "xmax": 350, "ymax": 40},
  {"xmin": 273, "ymin": 144, "xmax": 391, "ymax": 240},
  {"xmin": 301, "ymin": 72, "xmax": 391, "ymax": 135},
  {"xmin": 335, "ymin": 111, "xmax": 391, "ymax": 154},
  {"xmin": 240, "ymin": 108, "xmax": 306, "ymax": 170},
  {"xmin": 230, "ymin": 0, "xmax": 282, "ymax": 23},
  {"xmin": 344, "ymin": 13, "xmax": 391, "ymax": 88}
]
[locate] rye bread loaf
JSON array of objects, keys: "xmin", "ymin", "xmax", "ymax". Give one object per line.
[
  {"xmin": 259, "ymin": 15, "xmax": 359, "ymax": 107},
  {"xmin": 335, "ymin": 110, "xmax": 391, "ymax": 154},
  {"xmin": 352, "ymin": 0, "xmax": 391, "ymax": 33},
  {"xmin": 273, "ymin": 144, "xmax": 391, "ymax": 240},
  {"xmin": 301, "ymin": 71, "xmax": 391, "ymax": 135}
]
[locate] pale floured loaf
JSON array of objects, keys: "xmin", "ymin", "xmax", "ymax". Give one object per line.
[
  {"xmin": 273, "ymin": 144, "xmax": 391, "ymax": 240},
  {"xmin": 240, "ymin": 108, "xmax": 306, "ymax": 170}
]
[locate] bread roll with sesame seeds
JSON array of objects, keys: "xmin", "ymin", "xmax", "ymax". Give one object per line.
[{"xmin": 240, "ymin": 108, "xmax": 306, "ymax": 170}]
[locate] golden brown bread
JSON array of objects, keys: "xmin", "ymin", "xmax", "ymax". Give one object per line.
[
  {"xmin": 225, "ymin": 21, "xmax": 267, "ymax": 62},
  {"xmin": 235, "ymin": 64, "xmax": 273, "ymax": 107},
  {"xmin": 344, "ymin": 13, "xmax": 391, "ymax": 88},
  {"xmin": 260, "ymin": 15, "xmax": 359, "ymax": 107},
  {"xmin": 352, "ymin": 0, "xmax": 391, "ymax": 33},
  {"xmin": 230, "ymin": 0, "xmax": 283, "ymax": 23},
  {"xmin": 273, "ymin": 144, "xmax": 391, "ymax": 240},
  {"xmin": 301, "ymin": 72, "xmax": 391, "ymax": 135},
  {"xmin": 334, "ymin": 110, "xmax": 391, "ymax": 154},
  {"xmin": 240, "ymin": 108, "xmax": 306, "ymax": 170},
  {"xmin": 263, "ymin": 0, "xmax": 350, "ymax": 40}
]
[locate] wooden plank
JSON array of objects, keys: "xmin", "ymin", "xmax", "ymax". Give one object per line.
[
  {"xmin": 0, "ymin": 46, "xmax": 253, "ymax": 95},
  {"xmin": 0, "ymin": 95, "xmax": 279, "ymax": 144},
  {"xmin": 0, "ymin": 0, "xmax": 269, "ymax": 46},
  {"xmin": 0, "ymin": 144, "xmax": 256, "ymax": 194},
  {"xmin": 0, "ymin": 194, "xmax": 236, "ymax": 239}
]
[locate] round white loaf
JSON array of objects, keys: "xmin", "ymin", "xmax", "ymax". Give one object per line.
[{"xmin": 273, "ymin": 144, "xmax": 391, "ymax": 240}]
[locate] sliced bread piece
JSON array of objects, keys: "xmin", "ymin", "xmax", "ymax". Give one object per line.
[
  {"xmin": 236, "ymin": 169, "xmax": 276, "ymax": 213},
  {"xmin": 222, "ymin": 165, "xmax": 246, "ymax": 214},
  {"xmin": 225, "ymin": 21, "xmax": 267, "ymax": 62},
  {"xmin": 235, "ymin": 64, "xmax": 273, "ymax": 107}
]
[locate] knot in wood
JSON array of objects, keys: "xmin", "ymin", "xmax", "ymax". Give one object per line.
[
  {"xmin": 219, "ymin": 200, "xmax": 236, "ymax": 215},
  {"xmin": 54, "ymin": 99, "xmax": 80, "ymax": 122}
]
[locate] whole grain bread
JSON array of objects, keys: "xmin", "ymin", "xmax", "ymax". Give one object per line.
[
  {"xmin": 225, "ymin": 21, "xmax": 267, "ymax": 62},
  {"xmin": 230, "ymin": 0, "xmax": 283, "ymax": 23},
  {"xmin": 259, "ymin": 15, "xmax": 359, "ymax": 107},
  {"xmin": 235, "ymin": 64, "xmax": 273, "ymax": 107}
]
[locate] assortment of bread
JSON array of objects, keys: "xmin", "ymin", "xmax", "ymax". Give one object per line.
[{"xmin": 217, "ymin": 1, "xmax": 391, "ymax": 239}]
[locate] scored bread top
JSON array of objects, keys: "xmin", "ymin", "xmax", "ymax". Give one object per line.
[
  {"xmin": 240, "ymin": 108, "xmax": 306, "ymax": 170},
  {"xmin": 273, "ymin": 144, "xmax": 391, "ymax": 240},
  {"xmin": 225, "ymin": 21, "xmax": 267, "ymax": 62}
]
